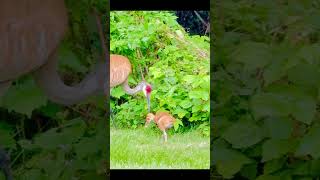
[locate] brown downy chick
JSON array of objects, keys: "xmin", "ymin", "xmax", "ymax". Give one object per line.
[{"xmin": 145, "ymin": 112, "xmax": 176, "ymax": 142}]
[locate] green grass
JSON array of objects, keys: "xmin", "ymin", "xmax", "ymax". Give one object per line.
[{"xmin": 110, "ymin": 126, "xmax": 210, "ymax": 169}]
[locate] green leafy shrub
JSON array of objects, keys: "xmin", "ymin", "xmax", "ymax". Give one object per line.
[
  {"xmin": 110, "ymin": 11, "xmax": 210, "ymax": 135},
  {"xmin": 213, "ymin": 0, "xmax": 320, "ymax": 179}
]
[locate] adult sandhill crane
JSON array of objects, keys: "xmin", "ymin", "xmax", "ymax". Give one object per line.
[
  {"xmin": 110, "ymin": 54, "xmax": 152, "ymax": 112},
  {"xmin": 0, "ymin": 0, "xmax": 107, "ymax": 105},
  {"xmin": 0, "ymin": 1, "xmax": 107, "ymax": 179}
]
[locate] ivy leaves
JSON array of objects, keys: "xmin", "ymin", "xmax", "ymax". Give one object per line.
[
  {"xmin": 16, "ymin": 118, "xmax": 107, "ymax": 179},
  {"xmin": 0, "ymin": 77, "xmax": 47, "ymax": 118},
  {"xmin": 213, "ymin": 0, "xmax": 320, "ymax": 179},
  {"xmin": 213, "ymin": 140, "xmax": 253, "ymax": 179},
  {"xmin": 295, "ymin": 124, "xmax": 320, "ymax": 159},
  {"xmin": 222, "ymin": 120, "xmax": 264, "ymax": 149},
  {"xmin": 251, "ymin": 84, "xmax": 317, "ymax": 125},
  {"xmin": 262, "ymin": 139, "xmax": 297, "ymax": 162},
  {"xmin": 232, "ymin": 42, "xmax": 272, "ymax": 71}
]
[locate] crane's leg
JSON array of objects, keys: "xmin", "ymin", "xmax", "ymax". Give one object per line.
[{"xmin": 162, "ymin": 130, "xmax": 168, "ymax": 143}]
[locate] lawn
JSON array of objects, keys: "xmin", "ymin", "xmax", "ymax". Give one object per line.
[{"xmin": 110, "ymin": 126, "xmax": 210, "ymax": 169}]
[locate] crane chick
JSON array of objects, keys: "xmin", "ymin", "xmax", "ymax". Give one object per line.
[{"xmin": 145, "ymin": 112, "xmax": 176, "ymax": 143}]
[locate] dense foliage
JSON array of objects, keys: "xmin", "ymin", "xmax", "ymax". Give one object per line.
[
  {"xmin": 213, "ymin": 0, "xmax": 320, "ymax": 179},
  {"xmin": 0, "ymin": 0, "xmax": 107, "ymax": 179},
  {"xmin": 110, "ymin": 11, "xmax": 210, "ymax": 136}
]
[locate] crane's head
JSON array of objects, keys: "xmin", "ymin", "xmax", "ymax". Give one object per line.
[
  {"xmin": 142, "ymin": 82, "xmax": 152, "ymax": 112},
  {"xmin": 145, "ymin": 113, "xmax": 155, "ymax": 127}
]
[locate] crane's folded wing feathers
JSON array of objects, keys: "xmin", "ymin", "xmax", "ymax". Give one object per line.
[{"xmin": 110, "ymin": 55, "xmax": 132, "ymax": 88}]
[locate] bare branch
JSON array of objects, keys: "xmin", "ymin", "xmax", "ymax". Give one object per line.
[
  {"xmin": 93, "ymin": 8, "xmax": 108, "ymax": 62},
  {"xmin": 168, "ymin": 32, "xmax": 209, "ymax": 59},
  {"xmin": 205, "ymin": 22, "xmax": 210, "ymax": 35},
  {"xmin": 193, "ymin": 11, "xmax": 207, "ymax": 27},
  {"xmin": 138, "ymin": 64, "xmax": 145, "ymax": 81},
  {"xmin": 136, "ymin": 49, "xmax": 145, "ymax": 81}
]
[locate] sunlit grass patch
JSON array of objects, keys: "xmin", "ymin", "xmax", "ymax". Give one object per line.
[{"xmin": 110, "ymin": 127, "xmax": 210, "ymax": 169}]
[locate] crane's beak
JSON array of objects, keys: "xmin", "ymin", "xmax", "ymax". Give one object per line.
[{"xmin": 146, "ymin": 93, "xmax": 151, "ymax": 113}]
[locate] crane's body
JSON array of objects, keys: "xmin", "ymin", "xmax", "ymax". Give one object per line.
[
  {"xmin": 110, "ymin": 55, "xmax": 131, "ymax": 88},
  {"xmin": 110, "ymin": 54, "xmax": 152, "ymax": 112},
  {"xmin": 145, "ymin": 111, "xmax": 176, "ymax": 142}
]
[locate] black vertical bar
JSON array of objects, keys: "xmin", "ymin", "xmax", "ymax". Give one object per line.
[{"xmin": 209, "ymin": 0, "xmax": 214, "ymax": 178}]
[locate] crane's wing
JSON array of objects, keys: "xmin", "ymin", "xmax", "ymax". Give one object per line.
[{"xmin": 110, "ymin": 55, "xmax": 132, "ymax": 88}]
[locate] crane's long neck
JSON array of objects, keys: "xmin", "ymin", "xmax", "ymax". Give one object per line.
[
  {"xmin": 122, "ymin": 79, "xmax": 144, "ymax": 95},
  {"xmin": 34, "ymin": 50, "xmax": 106, "ymax": 105}
]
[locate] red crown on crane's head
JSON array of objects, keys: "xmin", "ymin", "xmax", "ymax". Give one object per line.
[{"xmin": 146, "ymin": 85, "xmax": 152, "ymax": 94}]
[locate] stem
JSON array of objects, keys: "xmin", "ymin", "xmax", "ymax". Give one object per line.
[
  {"xmin": 93, "ymin": 9, "xmax": 108, "ymax": 61},
  {"xmin": 193, "ymin": 11, "xmax": 207, "ymax": 27}
]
